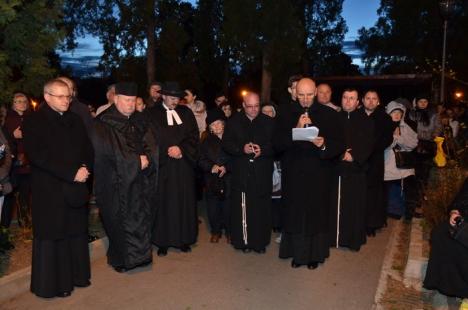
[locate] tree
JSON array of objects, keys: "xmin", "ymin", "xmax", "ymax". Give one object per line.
[
  {"xmin": 357, "ymin": 0, "xmax": 468, "ymax": 81},
  {"xmin": 0, "ymin": 0, "xmax": 65, "ymax": 102},
  {"xmin": 300, "ymin": 0, "xmax": 359, "ymax": 76}
]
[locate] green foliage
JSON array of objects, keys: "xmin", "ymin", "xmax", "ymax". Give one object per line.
[
  {"xmin": 0, "ymin": 0, "xmax": 65, "ymax": 103},
  {"xmin": 357, "ymin": 0, "xmax": 468, "ymax": 80}
]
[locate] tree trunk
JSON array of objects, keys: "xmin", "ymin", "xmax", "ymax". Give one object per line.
[
  {"xmin": 261, "ymin": 52, "xmax": 272, "ymax": 104},
  {"xmin": 146, "ymin": 0, "xmax": 157, "ymax": 84}
]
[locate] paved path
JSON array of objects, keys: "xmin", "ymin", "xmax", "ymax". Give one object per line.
[{"xmin": 3, "ymin": 219, "xmax": 391, "ymax": 310}]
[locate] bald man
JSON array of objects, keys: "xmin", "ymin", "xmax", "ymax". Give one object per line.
[
  {"xmin": 274, "ymin": 78, "xmax": 345, "ymax": 269},
  {"xmin": 222, "ymin": 92, "xmax": 274, "ymax": 253}
]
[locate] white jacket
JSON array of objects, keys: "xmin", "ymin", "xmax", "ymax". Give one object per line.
[{"xmin": 384, "ymin": 101, "xmax": 418, "ymax": 181}]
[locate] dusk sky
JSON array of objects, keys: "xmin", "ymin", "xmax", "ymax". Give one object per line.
[{"xmin": 60, "ymin": 0, "xmax": 380, "ymax": 74}]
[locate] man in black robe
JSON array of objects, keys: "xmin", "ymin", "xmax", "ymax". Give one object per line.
[
  {"xmin": 23, "ymin": 79, "xmax": 94, "ymax": 298},
  {"xmin": 274, "ymin": 78, "xmax": 344, "ymax": 269},
  {"xmin": 92, "ymin": 82, "xmax": 159, "ymax": 273},
  {"xmin": 329, "ymin": 89, "xmax": 374, "ymax": 251},
  {"xmin": 222, "ymin": 92, "xmax": 274, "ymax": 253},
  {"xmin": 149, "ymin": 82, "xmax": 199, "ymax": 256},
  {"xmin": 359, "ymin": 90, "xmax": 394, "ymax": 236}
]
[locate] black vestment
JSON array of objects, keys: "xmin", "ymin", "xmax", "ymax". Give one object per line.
[
  {"xmin": 329, "ymin": 110, "xmax": 374, "ymax": 251},
  {"xmin": 23, "ymin": 104, "xmax": 94, "ymax": 297},
  {"xmin": 358, "ymin": 108, "xmax": 394, "ymax": 230},
  {"xmin": 222, "ymin": 113, "xmax": 274, "ymax": 251},
  {"xmin": 92, "ymin": 106, "xmax": 159, "ymax": 269},
  {"xmin": 148, "ymin": 103, "xmax": 199, "ymax": 248},
  {"xmin": 424, "ymin": 179, "xmax": 468, "ymax": 298},
  {"xmin": 274, "ymin": 102, "xmax": 345, "ymax": 263}
]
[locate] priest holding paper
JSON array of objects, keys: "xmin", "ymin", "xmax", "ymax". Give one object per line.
[{"xmin": 274, "ymin": 78, "xmax": 345, "ymax": 269}]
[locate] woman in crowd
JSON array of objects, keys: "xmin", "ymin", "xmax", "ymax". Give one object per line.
[
  {"xmin": 220, "ymin": 101, "xmax": 233, "ymax": 119},
  {"xmin": 384, "ymin": 101, "xmax": 419, "ymax": 221},
  {"xmin": 199, "ymin": 109, "xmax": 230, "ymax": 243},
  {"xmin": 424, "ymin": 178, "xmax": 468, "ymax": 309},
  {"xmin": 408, "ymin": 94, "xmax": 440, "ymax": 199},
  {"xmin": 1, "ymin": 92, "xmax": 32, "ymax": 229}
]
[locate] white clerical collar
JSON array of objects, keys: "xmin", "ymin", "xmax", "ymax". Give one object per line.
[{"xmin": 163, "ymin": 103, "xmax": 183, "ymax": 126}]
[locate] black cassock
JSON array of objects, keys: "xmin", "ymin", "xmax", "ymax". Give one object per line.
[
  {"xmin": 148, "ymin": 103, "xmax": 199, "ymax": 248},
  {"xmin": 222, "ymin": 113, "xmax": 274, "ymax": 251},
  {"xmin": 92, "ymin": 106, "xmax": 159, "ymax": 269},
  {"xmin": 274, "ymin": 102, "xmax": 344, "ymax": 264},
  {"xmin": 23, "ymin": 104, "xmax": 94, "ymax": 298},
  {"xmin": 424, "ymin": 179, "xmax": 468, "ymax": 298},
  {"xmin": 358, "ymin": 108, "xmax": 394, "ymax": 231},
  {"xmin": 329, "ymin": 110, "xmax": 374, "ymax": 251}
]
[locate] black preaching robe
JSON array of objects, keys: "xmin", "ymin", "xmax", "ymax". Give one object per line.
[
  {"xmin": 359, "ymin": 108, "xmax": 394, "ymax": 230},
  {"xmin": 92, "ymin": 106, "xmax": 159, "ymax": 269},
  {"xmin": 329, "ymin": 109, "xmax": 374, "ymax": 251},
  {"xmin": 274, "ymin": 102, "xmax": 344, "ymax": 264},
  {"xmin": 23, "ymin": 104, "xmax": 94, "ymax": 297},
  {"xmin": 149, "ymin": 103, "xmax": 199, "ymax": 248},
  {"xmin": 222, "ymin": 112, "xmax": 274, "ymax": 251}
]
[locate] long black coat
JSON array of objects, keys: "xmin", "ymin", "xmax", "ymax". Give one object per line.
[
  {"xmin": 274, "ymin": 102, "xmax": 345, "ymax": 236},
  {"xmin": 359, "ymin": 108, "xmax": 394, "ymax": 229},
  {"xmin": 148, "ymin": 103, "xmax": 199, "ymax": 247},
  {"xmin": 329, "ymin": 110, "xmax": 374, "ymax": 249},
  {"xmin": 199, "ymin": 133, "xmax": 230, "ymax": 197},
  {"xmin": 22, "ymin": 104, "xmax": 94, "ymax": 240},
  {"xmin": 222, "ymin": 113, "xmax": 274, "ymax": 250},
  {"xmin": 92, "ymin": 106, "xmax": 159, "ymax": 268}
]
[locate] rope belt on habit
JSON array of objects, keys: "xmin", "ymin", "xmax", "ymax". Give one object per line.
[{"xmin": 242, "ymin": 191, "xmax": 248, "ymax": 245}]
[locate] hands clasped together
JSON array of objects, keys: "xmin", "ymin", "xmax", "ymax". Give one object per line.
[{"xmin": 244, "ymin": 143, "xmax": 261, "ymax": 158}]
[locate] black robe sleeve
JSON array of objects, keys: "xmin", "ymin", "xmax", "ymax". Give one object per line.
[
  {"xmin": 222, "ymin": 116, "xmax": 244, "ymax": 157},
  {"xmin": 179, "ymin": 108, "xmax": 199, "ymax": 166}
]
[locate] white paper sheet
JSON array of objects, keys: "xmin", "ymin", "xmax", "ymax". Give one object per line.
[{"xmin": 292, "ymin": 126, "xmax": 319, "ymax": 141}]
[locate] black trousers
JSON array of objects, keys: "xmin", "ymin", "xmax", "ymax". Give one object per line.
[
  {"xmin": 31, "ymin": 234, "xmax": 90, "ymax": 298},
  {"xmin": 206, "ymin": 192, "xmax": 230, "ymax": 235},
  {"xmin": 384, "ymin": 175, "xmax": 418, "ymax": 220}
]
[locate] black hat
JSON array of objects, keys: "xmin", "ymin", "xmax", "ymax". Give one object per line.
[
  {"xmin": 415, "ymin": 93, "xmax": 430, "ymax": 102},
  {"xmin": 160, "ymin": 81, "xmax": 186, "ymax": 98},
  {"xmin": 206, "ymin": 109, "xmax": 226, "ymax": 126},
  {"xmin": 115, "ymin": 82, "xmax": 138, "ymax": 96}
]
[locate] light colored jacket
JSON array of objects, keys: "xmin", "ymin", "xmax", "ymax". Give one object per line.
[{"xmin": 384, "ymin": 101, "xmax": 418, "ymax": 181}]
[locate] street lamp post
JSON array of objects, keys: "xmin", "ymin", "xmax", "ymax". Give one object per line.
[{"xmin": 439, "ymin": 0, "xmax": 455, "ymax": 104}]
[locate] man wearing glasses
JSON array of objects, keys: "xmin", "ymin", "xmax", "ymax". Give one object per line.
[{"xmin": 23, "ymin": 79, "xmax": 94, "ymax": 298}]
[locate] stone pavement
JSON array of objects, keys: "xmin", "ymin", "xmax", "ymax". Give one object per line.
[{"xmin": 3, "ymin": 220, "xmax": 391, "ymax": 310}]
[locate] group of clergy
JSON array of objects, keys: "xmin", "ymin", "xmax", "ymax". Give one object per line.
[{"xmin": 25, "ymin": 76, "xmax": 395, "ymax": 298}]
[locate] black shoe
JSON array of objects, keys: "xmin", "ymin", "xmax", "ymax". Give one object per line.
[
  {"xmin": 114, "ymin": 266, "xmax": 128, "ymax": 273},
  {"xmin": 56, "ymin": 291, "xmax": 72, "ymax": 298},
  {"xmin": 366, "ymin": 228, "xmax": 376, "ymax": 237},
  {"xmin": 291, "ymin": 260, "xmax": 302, "ymax": 268},
  {"xmin": 180, "ymin": 245, "xmax": 191, "ymax": 253},
  {"xmin": 387, "ymin": 213, "xmax": 402, "ymax": 220},
  {"xmin": 254, "ymin": 248, "xmax": 266, "ymax": 254},
  {"xmin": 242, "ymin": 248, "xmax": 251, "ymax": 253},
  {"xmin": 307, "ymin": 262, "xmax": 318, "ymax": 269},
  {"xmin": 157, "ymin": 247, "xmax": 168, "ymax": 256},
  {"xmin": 75, "ymin": 280, "xmax": 91, "ymax": 288},
  {"xmin": 88, "ymin": 235, "xmax": 99, "ymax": 243},
  {"xmin": 413, "ymin": 212, "xmax": 423, "ymax": 219}
]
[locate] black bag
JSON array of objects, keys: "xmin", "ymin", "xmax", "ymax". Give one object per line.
[
  {"xmin": 207, "ymin": 175, "xmax": 225, "ymax": 200},
  {"xmin": 393, "ymin": 146, "xmax": 416, "ymax": 169},
  {"xmin": 450, "ymin": 216, "xmax": 468, "ymax": 249}
]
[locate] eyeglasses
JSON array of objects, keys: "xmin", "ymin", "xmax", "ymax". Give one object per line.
[{"xmin": 46, "ymin": 92, "xmax": 72, "ymax": 101}]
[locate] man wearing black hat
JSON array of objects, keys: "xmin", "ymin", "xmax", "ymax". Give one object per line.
[
  {"xmin": 148, "ymin": 81, "xmax": 199, "ymax": 256},
  {"xmin": 91, "ymin": 82, "xmax": 159, "ymax": 273}
]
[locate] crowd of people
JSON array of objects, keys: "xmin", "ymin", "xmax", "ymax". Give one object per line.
[{"xmin": 0, "ymin": 74, "xmax": 466, "ymax": 304}]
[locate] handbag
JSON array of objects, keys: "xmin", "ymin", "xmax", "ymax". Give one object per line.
[
  {"xmin": 393, "ymin": 146, "xmax": 415, "ymax": 169},
  {"xmin": 450, "ymin": 216, "xmax": 468, "ymax": 249}
]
